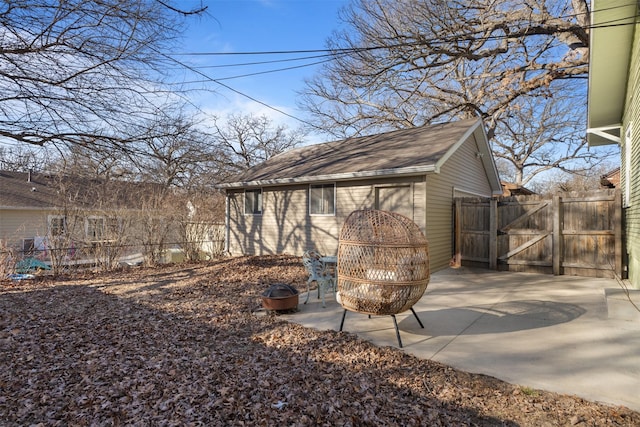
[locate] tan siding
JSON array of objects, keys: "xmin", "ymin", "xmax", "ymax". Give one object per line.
[
  {"xmin": 0, "ymin": 209, "xmax": 49, "ymax": 251},
  {"xmin": 426, "ymin": 134, "xmax": 493, "ymax": 271},
  {"xmin": 227, "ymin": 177, "xmax": 427, "ymax": 257},
  {"xmin": 224, "ymin": 134, "xmax": 491, "ymax": 273},
  {"xmin": 263, "ymin": 185, "xmax": 309, "ymax": 254},
  {"xmin": 336, "ymin": 177, "xmax": 427, "ymax": 243},
  {"xmin": 226, "ymin": 191, "xmax": 245, "ymax": 255},
  {"xmin": 622, "ymin": 22, "xmax": 640, "ymax": 288},
  {"xmin": 228, "ymin": 185, "xmax": 341, "ymax": 256}
]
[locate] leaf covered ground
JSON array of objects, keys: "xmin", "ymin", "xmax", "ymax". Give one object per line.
[{"xmin": 1, "ymin": 255, "xmax": 639, "ymax": 426}]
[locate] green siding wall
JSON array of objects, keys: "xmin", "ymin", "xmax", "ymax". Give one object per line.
[{"xmin": 623, "ymin": 21, "xmax": 640, "ymax": 288}]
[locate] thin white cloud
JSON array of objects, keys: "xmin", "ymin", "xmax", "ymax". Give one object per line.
[{"xmin": 200, "ymin": 95, "xmax": 299, "ymax": 128}]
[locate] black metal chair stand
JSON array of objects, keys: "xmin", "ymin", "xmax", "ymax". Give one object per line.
[{"xmin": 339, "ymin": 307, "xmax": 424, "ymax": 348}]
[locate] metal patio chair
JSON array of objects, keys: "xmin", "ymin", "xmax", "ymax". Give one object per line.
[{"xmin": 302, "ymin": 250, "xmax": 336, "ymax": 308}]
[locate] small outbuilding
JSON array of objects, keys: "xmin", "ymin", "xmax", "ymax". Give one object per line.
[{"xmin": 217, "ymin": 118, "xmax": 502, "ymax": 272}]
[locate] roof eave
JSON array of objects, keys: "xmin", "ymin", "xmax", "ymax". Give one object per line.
[
  {"xmin": 0, "ymin": 206, "xmax": 57, "ymax": 211},
  {"xmin": 216, "ymin": 165, "xmax": 438, "ymax": 189},
  {"xmin": 587, "ymin": 0, "xmax": 638, "ymax": 146}
]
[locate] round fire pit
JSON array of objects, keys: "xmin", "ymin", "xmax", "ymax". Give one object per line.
[{"xmin": 261, "ymin": 283, "xmax": 299, "ymax": 311}]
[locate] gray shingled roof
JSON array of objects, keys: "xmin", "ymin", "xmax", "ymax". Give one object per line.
[
  {"xmin": 0, "ymin": 171, "xmax": 72, "ymax": 209},
  {"xmin": 218, "ymin": 118, "xmax": 484, "ymax": 188},
  {"xmin": 0, "ymin": 171, "xmax": 150, "ymax": 209}
]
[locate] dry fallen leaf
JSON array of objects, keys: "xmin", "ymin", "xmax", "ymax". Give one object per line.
[{"xmin": 1, "ymin": 255, "xmax": 639, "ymax": 426}]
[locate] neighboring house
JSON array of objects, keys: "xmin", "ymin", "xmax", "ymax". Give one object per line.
[
  {"xmin": 587, "ymin": 0, "xmax": 639, "ymax": 287},
  {"xmin": 0, "ymin": 171, "xmax": 117, "ymax": 259},
  {"xmin": 0, "ymin": 170, "xmax": 163, "ymax": 269},
  {"xmin": 217, "ymin": 118, "xmax": 503, "ymax": 272},
  {"xmin": 500, "ymin": 181, "xmax": 535, "ymax": 197},
  {"xmin": 600, "ymin": 168, "xmax": 621, "ymax": 189},
  {"xmin": 0, "ymin": 170, "xmax": 91, "ymax": 260}
]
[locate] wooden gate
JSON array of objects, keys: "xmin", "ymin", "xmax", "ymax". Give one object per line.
[{"xmin": 453, "ymin": 190, "xmax": 623, "ymax": 278}]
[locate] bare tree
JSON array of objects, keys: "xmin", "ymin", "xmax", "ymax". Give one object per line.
[
  {"xmin": 37, "ymin": 170, "xmax": 137, "ymax": 273},
  {"xmin": 40, "ymin": 174, "xmax": 89, "ymax": 275},
  {"xmin": 0, "ymin": 239, "xmax": 15, "ymax": 277},
  {"xmin": 122, "ymin": 111, "xmax": 227, "ymax": 263},
  {"xmin": 300, "ymin": 0, "xmax": 596, "ymax": 183},
  {"xmin": 46, "ymin": 109, "xmax": 228, "ymax": 266},
  {"xmin": 493, "ymin": 92, "xmax": 617, "ymax": 186},
  {"xmin": 0, "ymin": 145, "xmax": 53, "ymax": 172},
  {"xmin": 180, "ymin": 196, "xmax": 226, "ymax": 262},
  {"xmin": 527, "ymin": 163, "xmax": 619, "ymax": 195},
  {"xmin": 131, "ymin": 111, "xmax": 222, "ymax": 191},
  {"xmin": 130, "ymin": 186, "xmax": 178, "ymax": 267},
  {"xmin": 212, "ymin": 113, "xmax": 307, "ymax": 176},
  {"xmin": 0, "ymin": 0, "xmax": 206, "ymax": 151},
  {"xmin": 49, "ymin": 143, "xmax": 137, "ymax": 183}
]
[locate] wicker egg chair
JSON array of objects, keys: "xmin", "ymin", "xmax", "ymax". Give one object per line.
[{"xmin": 337, "ymin": 209, "xmax": 430, "ymax": 348}]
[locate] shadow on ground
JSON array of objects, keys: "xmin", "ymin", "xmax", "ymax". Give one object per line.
[{"xmin": 399, "ymin": 300, "xmax": 586, "ymax": 336}]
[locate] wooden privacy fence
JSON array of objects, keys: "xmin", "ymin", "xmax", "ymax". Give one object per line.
[{"xmin": 453, "ymin": 189, "xmax": 623, "ymax": 278}]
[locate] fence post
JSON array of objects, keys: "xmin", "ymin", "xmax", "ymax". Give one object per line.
[
  {"xmin": 614, "ymin": 190, "xmax": 623, "ymax": 278},
  {"xmin": 489, "ymin": 198, "xmax": 497, "ymax": 270},
  {"xmin": 453, "ymin": 198, "xmax": 462, "ymax": 267},
  {"xmin": 552, "ymin": 194, "xmax": 563, "ymax": 275}
]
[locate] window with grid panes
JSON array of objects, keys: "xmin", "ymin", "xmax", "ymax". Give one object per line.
[
  {"xmin": 309, "ymin": 183, "xmax": 335, "ymax": 215},
  {"xmin": 48, "ymin": 215, "xmax": 66, "ymax": 236},
  {"xmin": 244, "ymin": 189, "xmax": 262, "ymax": 215}
]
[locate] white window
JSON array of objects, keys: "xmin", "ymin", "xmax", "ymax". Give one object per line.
[
  {"xmin": 86, "ymin": 217, "xmax": 105, "ymax": 241},
  {"xmin": 48, "ymin": 215, "xmax": 66, "ymax": 236},
  {"xmin": 310, "ymin": 183, "xmax": 335, "ymax": 216},
  {"xmin": 245, "ymin": 189, "xmax": 262, "ymax": 215},
  {"xmin": 624, "ymin": 124, "xmax": 632, "ymax": 207}
]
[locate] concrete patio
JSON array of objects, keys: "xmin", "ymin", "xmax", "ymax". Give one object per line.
[{"xmin": 285, "ymin": 267, "xmax": 640, "ymax": 412}]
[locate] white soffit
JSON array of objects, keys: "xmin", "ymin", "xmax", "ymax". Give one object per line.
[{"xmin": 587, "ymin": 0, "xmax": 637, "ymax": 146}]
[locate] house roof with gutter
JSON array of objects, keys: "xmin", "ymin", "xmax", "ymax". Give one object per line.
[
  {"xmin": 0, "ymin": 171, "xmax": 82, "ymax": 209},
  {"xmin": 0, "ymin": 171, "xmax": 153, "ymax": 210},
  {"xmin": 217, "ymin": 118, "xmax": 502, "ymax": 194}
]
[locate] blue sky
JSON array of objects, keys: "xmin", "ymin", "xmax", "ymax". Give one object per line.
[
  {"xmin": 175, "ymin": 0, "xmax": 350, "ymax": 130},
  {"xmin": 0, "ymin": 1, "xmax": 346, "ymax": 153}
]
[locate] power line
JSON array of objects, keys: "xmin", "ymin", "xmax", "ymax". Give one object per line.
[
  {"xmin": 167, "ymin": 6, "xmax": 637, "ymax": 60},
  {"xmin": 197, "ymin": 58, "xmax": 333, "ymax": 82},
  {"xmin": 161, "ymin": 14, "xmax": 637, "ymax": 82},
  {"xmin": 158, "ymin": 8, "xmax": 639, "ymax": 125},
  {"xmin": 155, "ymin": 49, "xmax": 320, "ymax": 129},
  {"xmin": 17, "ymin": 9, "xmax": 631, "ymax": 84},
  {"xmin": 191, "ymin": 52, "xmax": 338, "ymax": 69}
]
